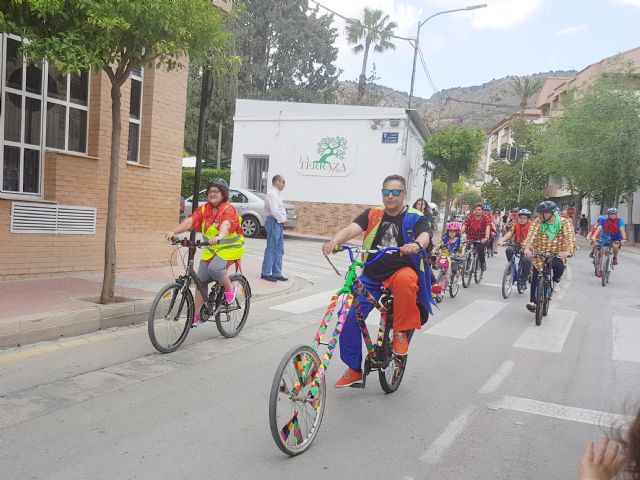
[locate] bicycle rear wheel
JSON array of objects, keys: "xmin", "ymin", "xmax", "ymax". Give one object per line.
[
  {"xmin": 216, "ymin": 274, "xmax": 251, "ymax": 338},
  {"xmin": 378, "ymin": 319, "xmax": 408, "ymax": 394},
  {"xmin": 501, "ymin": 263, "xmax": 513, "ymax": 299},
  {"xmin": 269, "ymin": 345, "xmax": 325, "ymax": 456},
  {"xmin": 148, "ymin": 282, "xmax": 193, "ymax": 353}
]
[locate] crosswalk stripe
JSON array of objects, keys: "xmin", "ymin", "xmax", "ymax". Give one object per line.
[
  {"xmin": 425, "ymin": 299, "xmax": 508, "ymax": 339},
  {"xmin": 270, "ymin": 289, "xmax": 339, "ymax": 314},
  {"xmin": 487, "ymin": 395, "xmax": 634, "ymax": 428},
  {"xmin": 512, "ymin": 310, "xmax": 576, "ymax": 353},
  {"xmin": 612, "ymin": 315, "xmax": 640, "ymax": 362}
]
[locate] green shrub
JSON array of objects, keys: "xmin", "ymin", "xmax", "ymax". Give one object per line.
[{"xmin": 181, "ymin": 168, "xmax": 231, "ymax": 198}]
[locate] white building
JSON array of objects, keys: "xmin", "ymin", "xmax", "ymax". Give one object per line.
[{"xmin": 230, "ymin": 99, "xmax": 433, "ymax": 236}]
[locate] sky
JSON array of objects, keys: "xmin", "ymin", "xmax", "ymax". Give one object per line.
[{"xmin": 314, "ymin": 0, "xmax": 640, "ymax": 99}]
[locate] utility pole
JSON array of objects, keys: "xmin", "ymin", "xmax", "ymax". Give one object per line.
[
  {"xmin": 517, "ymin": 149, "xmax": 528, "ymax": 205},
  {"xmin": 216, "ymin": 122, "xmax": 223, "ymax": 169}
]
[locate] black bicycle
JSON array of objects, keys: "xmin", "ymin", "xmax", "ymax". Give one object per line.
[
  {"xmin": 147, "ymin": 238, "xmax": 251, "ymax": 353},
  {"xmin": 462, "ymin": 240, "xmax": 484, "ymax": 288},
  {"xmin": 532, "ymin": 253, "xmax": 558, "ymax": 326},
  {"xmin": 501, "ymin": 244, "xmax": 527, "ymax": 299}
]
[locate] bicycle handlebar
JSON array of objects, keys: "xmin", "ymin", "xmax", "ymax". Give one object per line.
[
  {"xmin": 332, "ymin": 245, "xmax": 402, "ymax": 266},
  {"xmin": 170, "ymin": 237, "xmax": 209, "ymax": 247}
]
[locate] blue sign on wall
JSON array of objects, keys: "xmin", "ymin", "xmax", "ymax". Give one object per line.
[{"xmin": 382, "ymin": 132, "xmax": 399, "ymax": 144}]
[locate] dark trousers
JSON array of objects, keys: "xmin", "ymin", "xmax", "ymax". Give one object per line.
[
  {"xmin": 529, "ymin": 258, "xmax": 565, "ymax": 302},
  {"xmin": 471, "ymin": 241, "xmax": 486, "ymax": 265},
  {"xmin": 505, "ymin": 246, "xmax": 531, "ymax": 283}
]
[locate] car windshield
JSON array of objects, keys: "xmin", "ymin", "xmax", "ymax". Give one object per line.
[{"xmin": 250, "ymin": 190, "xmax": 267, "ymax": 201}]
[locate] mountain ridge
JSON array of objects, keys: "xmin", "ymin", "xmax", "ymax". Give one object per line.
[{"xmin": 334, "ymin": 70, "xmax": 577, "ymax": 131}]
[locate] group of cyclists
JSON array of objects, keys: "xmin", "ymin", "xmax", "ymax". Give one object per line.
[{"xmin": 168, "ymin": 175, "xmax": 628, "ymax": 386}]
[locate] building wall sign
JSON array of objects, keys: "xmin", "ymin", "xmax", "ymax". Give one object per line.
[
  {"xmin": 296, "ymin": 136, "xmax": 355, "ymax": 176},
  {"xmin": 382, "ymin": 132, "xmax": 399, "ymax": 143}
]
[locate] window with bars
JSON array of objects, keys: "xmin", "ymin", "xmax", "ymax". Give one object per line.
[{"xmin": 127, "ymin": 67, "xmax": 143, "ymax": 163}]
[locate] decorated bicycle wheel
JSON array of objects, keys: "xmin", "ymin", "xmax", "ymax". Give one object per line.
[{"xmin": 269, "ymin": 345, "xmax": 325, "ymax": 456}]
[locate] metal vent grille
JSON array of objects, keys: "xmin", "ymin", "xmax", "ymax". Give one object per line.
[{"xmin": 11, "ymin": 202, "xmax": 96, "ymax": 234}]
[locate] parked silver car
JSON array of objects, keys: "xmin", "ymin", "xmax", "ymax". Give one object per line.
[{"xmin": 183, "ymin": 187, "xmax": 297, "ymax": 238}]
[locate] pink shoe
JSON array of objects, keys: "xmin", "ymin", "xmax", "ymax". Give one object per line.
[
  {"xmin": 192, "ymin": 313, "xmax": 200, "ymax": 328},
  {"xmin": 225, "ymin": 286, "xmax": 237, "ymax": 304}
]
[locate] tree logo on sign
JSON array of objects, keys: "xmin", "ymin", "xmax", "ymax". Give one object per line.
[{"xmin": 314, "ymin": 136, "xmax": 348, "ymax": 168}]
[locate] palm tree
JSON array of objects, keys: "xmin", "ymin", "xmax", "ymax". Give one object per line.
[
  {"xmin": 346, "ymin": 8, "xmax": 397, "ymax": 105},
  {"xmin": 510, "ymin": 76, "xmax": 545, "ymax": 118}
]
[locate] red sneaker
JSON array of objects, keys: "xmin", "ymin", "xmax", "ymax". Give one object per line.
[
  {"xmin": 392, "ymin": 331, "xmax": 409, "ymax": 356},
  {"xmin": 334, "ymin": 368, "xmax": 363, "ymax": 388}
]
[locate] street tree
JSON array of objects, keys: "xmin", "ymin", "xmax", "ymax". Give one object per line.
[
  {"xmin": 534, "ymin": 69, "xmax": 640, "ymax": 230},
  {"xmin": 423, "ymin": 128, "xmax": 485, "ymax": 228},
  {"xmin": 346, "ymin": 8, "xmax": 397, "ymax": 105},
  {"xmin": 510, "ymin": 75, "xmax": 545, "ymax": 118},
  {"xmin": 234, "ymin": 0, "xmax": 340, "ymax": 102},
  {"xmin": 2, "ymin": 0, "xmax": 233, "ymax": 303}
]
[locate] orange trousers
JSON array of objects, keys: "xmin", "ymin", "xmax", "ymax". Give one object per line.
[{"xmin": 382, "ymin": 266, "xmax": 421, "ymax": 332}]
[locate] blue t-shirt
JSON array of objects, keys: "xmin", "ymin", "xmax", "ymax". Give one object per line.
[
  {"xmin": 599, "ymin": 217, "xmax": 625, "ymax": 241},
  {"xmin": 442, "ymin": 236, "xmax": 462, "ymax": 253}
]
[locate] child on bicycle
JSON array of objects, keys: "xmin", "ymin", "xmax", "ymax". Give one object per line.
[{"xmin": 435, "ymin": 221, "xmax": 465, "ymax": 272}]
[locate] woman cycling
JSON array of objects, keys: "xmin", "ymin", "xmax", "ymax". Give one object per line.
[{"xmin": 166, "ymin": 178, "xmax": 245, "ymax": 326}]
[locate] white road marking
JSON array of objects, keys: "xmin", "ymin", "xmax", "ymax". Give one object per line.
[
  {"xmin": 478, "ymin": 360, "xmax": 515, "ymax": 394},
  {"xmin": 478, "ymin": 282, "xmax": 502, "ymax": 288},
  {"xmin": 612, "ymin": 315, "xmax": 640, "ymax": 362},
  {"xmin": 419, "ymin": 406, "xmax": 475, "ymax": 464},
  {"xmin": 425, "ymin": 299, "xmax": 508, "ymax": 339},
  {"xmin": 270, "ymin": 290, "xmax": 339, "ymax": 314},
  {"xmin": 512, "ymin": 310, "xmax": 576, "ymax": 353},
  {"xmin": 487, "ymin": 395, "xmax": 634, "ymax": 428}
]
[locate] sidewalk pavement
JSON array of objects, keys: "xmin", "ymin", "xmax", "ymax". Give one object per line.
[{"xmin": 0, "ymin": 252, "xmax": 294, "ymax": 349}]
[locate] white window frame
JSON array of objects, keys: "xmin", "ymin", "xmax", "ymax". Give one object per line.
[
  {"xmin": 127, "ymin": 67, "xmax": 143, "ymax": 164},
  {"xmin": 44, "ymin": 62, "xmax": 90, "ymax": 154},
  {"xmin": 0, "ymin": 33, "xmax": 91, "ymax": 198},
  {"xmin": 0, "ymin": 34, "xmax": 45, "ymax": 197}
]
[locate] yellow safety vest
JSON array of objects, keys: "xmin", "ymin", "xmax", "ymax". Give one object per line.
[{"xmin": 199, "ymin": 204, "xmax": 245, "ymax": 262}]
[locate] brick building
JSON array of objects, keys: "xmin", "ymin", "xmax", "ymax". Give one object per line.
[{"xmin": 0, "ymin": 34, "xmax": 189, "ymax": 279}]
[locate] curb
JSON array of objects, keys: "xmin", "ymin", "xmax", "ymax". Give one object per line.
[{"xmin": 0, "ymin": 277, "xmax": 298, "ymax": 349}]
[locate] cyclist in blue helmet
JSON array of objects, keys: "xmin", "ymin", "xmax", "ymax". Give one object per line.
[{"xmin": 592, "ymin": 208, "xmax": 627, "ymax": 270}]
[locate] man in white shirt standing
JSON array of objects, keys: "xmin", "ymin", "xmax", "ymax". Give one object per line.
[{"xmin": 261, "ymin": 175, "xmax": 288, "ymax": 282}]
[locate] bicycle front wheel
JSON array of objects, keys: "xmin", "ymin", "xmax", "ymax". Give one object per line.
[
  {"xmin": 463, "ymin": 255, "xmax": 473, "ymax": 288},
  {"xmin": 474, "ymin": 256, "xmax": 483, "ymax": 284},
  {"xmin": 501, "ymin": 264, "xmax": 513, "ymax": 299},
  {"xmin": 542, "ymin": 278, "xmax": 551, "ymax": 317},
  {"xmin": 535, "ymin": 284, "xmax": 543, "ymax": 326},
  {"xmin": 269, "ymin": 345, "xmax": 325, "ymax": 456},
  {"xmin": 216, "ymin": 274, "xmax": 251, "ymax": 338},
  {"xmin": 378, "ymin": 320, "xmax": 408, "ymax": 394},
  {"xmin": 602, "ymin": 256, "xmax": 610, "ymax": 287},
  {"xmin": 148, "ymin": 282, "xmax": 193, "ymax": 353},
  {"xmin": 449, "ymin": 270, "xmax": 460, "ymax": 298}
]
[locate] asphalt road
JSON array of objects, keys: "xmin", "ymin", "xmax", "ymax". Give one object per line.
[{"xmin": 1, "ymin": 238, "xmax": 639, "ymax": 480}]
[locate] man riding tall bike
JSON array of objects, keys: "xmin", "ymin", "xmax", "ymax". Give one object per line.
[
  {"xmin": 522, "ymin": 201, "xmax": 576, "ymax": 313},
  {"xmin": 322, "ymin": 175, "xmax": 434, "ymax": 388}
]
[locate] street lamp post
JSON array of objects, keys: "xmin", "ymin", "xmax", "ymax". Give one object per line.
[{"xmin": 407, "ymin": 4, "xmax": 487, "ymax": 109}]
